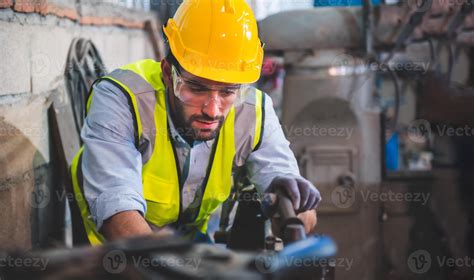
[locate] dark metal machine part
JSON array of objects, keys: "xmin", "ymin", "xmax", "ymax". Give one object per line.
[
  {"xmin": 0, "ymin": 234, "xmax": 336, "ymax": 280},
  {"xmin": 275, "ymin": 191, "xmax": 307, "ymax": 245},
  {"xmin": 0, "ymin": 185, "xmax": 336, "ymax": 279}
]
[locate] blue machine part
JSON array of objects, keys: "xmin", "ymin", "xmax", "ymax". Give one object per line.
[
  {"xmin": 279, "ymin": 235, "xmax": 337, "ymax": 260},
  {"xmin": 254, "ymin": 235, "xmax": 337, "ymax": 274},
  {"xmin": 386, "ymin": 132, "xmax": 399, "ymax": 171}
]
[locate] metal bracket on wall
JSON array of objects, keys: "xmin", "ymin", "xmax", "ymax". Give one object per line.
[{"xmin": 299, "ymin": 146, "xmax": 360, "ymax": 214}]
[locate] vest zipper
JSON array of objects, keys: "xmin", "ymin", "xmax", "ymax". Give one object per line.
[{"xmin": 190, "ymin": 133, "xmax": 220, "ymax": 223}]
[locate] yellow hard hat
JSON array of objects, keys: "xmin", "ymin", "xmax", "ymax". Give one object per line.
[{"xmin": 163, "ymin": 0, "xmax": 264, "ymax": 84}]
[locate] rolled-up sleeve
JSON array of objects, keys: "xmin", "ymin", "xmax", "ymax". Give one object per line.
[
  {"xmin": 81, "ymin": 81, "xmax": 146, "ymax": 230},
  {"xmin": 246, "ymin": 93, "xmax": 303, "ymax": 194}
]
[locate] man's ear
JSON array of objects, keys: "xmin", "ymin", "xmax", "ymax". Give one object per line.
[{"xmin": 161, "ymin": 58, "xmax": 172, "ymax": 87}]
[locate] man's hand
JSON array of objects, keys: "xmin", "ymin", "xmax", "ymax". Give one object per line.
[
  {"xmin": 101, "ymin": 210, "xmax": 154, "ymax": 241},
  {"xmin": 263, "ymin": 176, "xmax": 321, "ymax": 214},
  {"xmin": 261, "ymin": 176, "xmax": 321, "ymax": 236}
]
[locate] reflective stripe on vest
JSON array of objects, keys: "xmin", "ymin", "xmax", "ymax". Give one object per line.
[{"xmin": 71, "ymin": 59, "xmax": 264, "ymax": 245}]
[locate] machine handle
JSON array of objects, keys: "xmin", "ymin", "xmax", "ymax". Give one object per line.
[{"xmin": 276, "ymin": 190, "xmax": 306, "ymax": 244}]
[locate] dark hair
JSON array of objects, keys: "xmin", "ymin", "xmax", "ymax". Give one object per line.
[{"xmin": 164, "ymin": 43, "xmax": 184, "ymax": 73}]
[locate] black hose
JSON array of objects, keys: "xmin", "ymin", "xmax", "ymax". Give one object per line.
[
  {"xmin": 427, "ymin": 35, "xmax": 436, "ymax": 71},
  {"xmin": 447, "ymin": 40, "xmax": 455, "ymax": 83},
  {"xmin": 65, "ymin": 39, "xmax": 107, "ymax": 141},
  {"xmin": 383, "ymin": 0, "xmax": 431, "ymax": 64},
  {"xmin": 386, "ymin": 66, "xmax": 401, "ymax": 131}
]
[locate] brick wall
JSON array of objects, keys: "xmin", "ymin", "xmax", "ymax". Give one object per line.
[{"xmin": 0, "ymin": 0, "xmax": 157, "ymax": 249}]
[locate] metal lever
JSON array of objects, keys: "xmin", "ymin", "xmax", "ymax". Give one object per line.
[{"xmin": 276, "ymin": 190, "xmax": 306, "ymax": 244}]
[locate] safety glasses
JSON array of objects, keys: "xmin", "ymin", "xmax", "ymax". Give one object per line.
[{"xmin": 171, "ymin": 65, "xmax": 248, "ymax": 109}]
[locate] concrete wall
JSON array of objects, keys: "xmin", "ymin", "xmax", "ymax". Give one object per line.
[{"xmin": 0, "ymin": 1, "xmax": 156, "ymax": 250}]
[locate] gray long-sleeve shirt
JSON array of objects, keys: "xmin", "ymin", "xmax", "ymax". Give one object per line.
[{"xmin": 81, "ymin": 80, "xmax": 303, "ymax": 230}]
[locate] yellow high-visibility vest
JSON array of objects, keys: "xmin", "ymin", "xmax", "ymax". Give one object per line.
[{"xmin": 70, "ymin": 59, "xmax": 265, "ymax": 245}]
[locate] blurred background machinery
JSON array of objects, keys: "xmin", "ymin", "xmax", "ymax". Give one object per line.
[
  {"xmin": 257, "ymin": 3, "xmax": 474, "ymax": 279},
  {"xmin": 260, "ymin": 9, "xmax": 382, "ymax": 280}
]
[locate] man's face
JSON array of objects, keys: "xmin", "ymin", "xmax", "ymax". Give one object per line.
[{"xmin": 161, "ymin": 59, "xmax": 239, "ymax": 142}]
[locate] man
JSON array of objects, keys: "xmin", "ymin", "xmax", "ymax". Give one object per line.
[{"xmin": 70, "ymin": 0, "xmax": 320, "ymax": 245}]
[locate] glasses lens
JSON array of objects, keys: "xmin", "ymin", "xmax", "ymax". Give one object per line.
[{"xmin": 172, "ymin": 66, "xmax": 246, "ymax": 108}]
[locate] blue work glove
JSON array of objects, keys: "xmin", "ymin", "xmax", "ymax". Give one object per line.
[{"xmin": 261, "ymin": 176, "xmax": 321, "ymax": 216}]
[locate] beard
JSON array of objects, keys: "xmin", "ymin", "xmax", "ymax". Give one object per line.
[
  {"xmin": 189, "ymin": 115, "xmax": 225, "ymax": 141},
  {"xmin": 172, "ymin": 97, "xmax": 225, "ymax": 142}
]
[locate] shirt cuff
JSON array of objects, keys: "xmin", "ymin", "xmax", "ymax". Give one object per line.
[{"xmin": 88, "ymin": 187, "xmax": 147, "ymax": 230}]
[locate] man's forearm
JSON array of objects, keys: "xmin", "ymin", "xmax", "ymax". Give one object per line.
[{"xmin": 101, "ymin": 210, "xmax": 153, "ymax": 241}]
